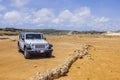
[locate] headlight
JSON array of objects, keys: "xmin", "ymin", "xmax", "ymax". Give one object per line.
[
  {"xmin": 26, "ymin": 44, "xmax": 31, "ymax": 48},
  {"xmin": 25, "ymin": 44, "xmax": 31, "ymax": 50},
  {"xmin": 49, "ymin": 44, "xmax": 53, "ymax": 47},
  {"xmin": 46, "ymin": 44, "xmax": 49, "ymax": 48},
  {"xmin": 31, "ymin": 44, "xmax": 34, "ymax": 46},
  {"xmin": 46, "ymin": 44, "xmax": 53, "ymax": 49}
]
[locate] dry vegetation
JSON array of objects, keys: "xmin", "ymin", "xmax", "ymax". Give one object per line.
[
  {"xmin": 0, "ymin": 31, "xmax": 19, "ymax": 36},
  {"xmin": 0, "ymin": 34, "xmax": 120, "ymax": 80}
]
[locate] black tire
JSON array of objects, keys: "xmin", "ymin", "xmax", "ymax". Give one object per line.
[
  {"xmin": 46, "ymin": 52, "xmax": 52, "ymax": 57},
  {"xmin": 24, "ymin": 47, "xmax": 31, "ymax": 59}
]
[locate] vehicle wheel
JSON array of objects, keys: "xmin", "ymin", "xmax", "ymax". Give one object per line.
[
  {"xmin": 46, "ymin": 52, "xmax": 52, "ymax": 57},
  {"xmin": 18, "ymin": 43, "xmax": 22, "ymax": 52},
  {"xmin": 24, "ymin": 47, "xmax": 31, "ymax": 59}
]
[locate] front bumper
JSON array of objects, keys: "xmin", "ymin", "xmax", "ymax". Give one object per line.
[{"xmin": 27, "ymin": 49, "xmax": 53, "ymax": 54}]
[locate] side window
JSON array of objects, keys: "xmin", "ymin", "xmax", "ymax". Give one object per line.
[
  {"xmin": 22, "ymin": 35, "xmax": 24, "ymax": 39},
  {"xmin": 42, "ymin": 34, "xmax": 45, "ymax": 39},
  {"xmin": 19, "ymin": 34, "xmax": 24, "ymax": 40},
  {"xmin": 21, "ymin": 34, "xmax": 25, "ymax": 40},
  {"xmin": 43, "ymin": 35, "xmax": 46, "ymax": 40},
  {"xmin": 41, "ymin": 34, "xmax": 43, "ymax": 39}
]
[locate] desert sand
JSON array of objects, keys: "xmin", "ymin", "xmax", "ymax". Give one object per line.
[{"xmin": 0, "ymin": 35, "xmax": 120, "ymax": 80}]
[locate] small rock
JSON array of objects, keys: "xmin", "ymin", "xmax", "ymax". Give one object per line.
[
  {"xmin": 76, "ymin": 66, "xmax": 80, "ymax": 69},
  {"xmin": 33, "ymin": 65, "xmax": 38, "ymax": 68}
]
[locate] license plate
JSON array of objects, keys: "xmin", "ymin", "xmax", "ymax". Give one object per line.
[
  {"xmin": 38, "ymin": 50, "xmax": 44, "ymax": 53},
  {"xmin": 40, "ymin": 50, "xmax": 44, "ymax": 53}
]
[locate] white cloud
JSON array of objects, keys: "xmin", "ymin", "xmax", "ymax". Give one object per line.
[
  {"xmin": 33, "ymin": 8, "xmax": 55, "ymax": 24},
  {"xmin": 58, "ymin": 10, "xmax": 73, "ymax": 20},
  {"xmin": 11, "ymin": 0, "xmax": 31, "ymax": 8},
  {"xmin": 51, "ymin": 7, "xmax": 92, "ymax": 28},
  {"xmin": 74, "ymin": 7, "xmax": 90, "ymax": 16},
  {"xmin": 1, "ymin": 7, "xmax": 118, "ymax": 30},
  {"xmin": 51, "ymin": 7, "xmax": 109, "ymax": 28},
  {"xmin": 0, "ymin": 14, "xmax": 2, "ymax": 22},
  {"xmin": 52, "ymin": 10, "xmax": 73, "ymax": 24},
  {"xmin": 4, "ymin": 10, "xmax": 22, "ymax": 25},
  {"xmin": 0, "ymin": 5, "xmax": 6, "ymax": 11},
  {"xmin": 95, "ymin": 17, "xmax": 109, "ymax": 22},
  {"xmin": 3, "ymin": 10, "xmax": 31, "ymax": 25},
  {"xmin": 71, "ymin": 7, "xmax": 91, "ymax": 26}
]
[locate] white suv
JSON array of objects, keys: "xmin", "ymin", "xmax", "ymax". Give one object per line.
[{"xmin": 18, "ymin": 32, "xmax": 53, "ymax": 59}]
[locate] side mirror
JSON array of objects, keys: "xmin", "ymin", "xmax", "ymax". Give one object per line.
[
  {"xmin": 44, "ymin": 37, "xmax": 46, "ymax": 40},
  {"xmin": 49, "ymin": 44, "xmax": 53, "ymax": 47},
  {"xmin": 22, "ymin": 38, "xmax": 24, "ymax": 41}
]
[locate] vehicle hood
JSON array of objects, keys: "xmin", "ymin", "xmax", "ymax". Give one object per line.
[{"xmin": 25, "ymin": 39, "xmax": 48, "ymax": 44}]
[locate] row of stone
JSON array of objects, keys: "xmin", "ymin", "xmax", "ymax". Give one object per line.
[{"xmin": 29, "ymin": 44, "xmax": 90, "ymax": 80}]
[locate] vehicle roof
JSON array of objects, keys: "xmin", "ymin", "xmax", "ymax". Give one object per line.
[{"xmin": 20, "ymin": 32, "xmax": 43, "ymax": 35}]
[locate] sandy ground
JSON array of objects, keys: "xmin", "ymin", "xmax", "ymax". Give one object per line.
[{"xmin": 0, "ymin": 35, "xmax": 120, "ymax": 80}]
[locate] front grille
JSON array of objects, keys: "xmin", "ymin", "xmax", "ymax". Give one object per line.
[{"xmin": 35, "ymin": 44, "xmax": 45, "ymax": 48}]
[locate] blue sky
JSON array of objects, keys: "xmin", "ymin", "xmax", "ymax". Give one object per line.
[{"xmin": 0, "ymin": 0, "xmax": 120, "ymax": 31}]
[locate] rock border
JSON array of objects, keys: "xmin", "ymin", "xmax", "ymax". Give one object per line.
[{"xmin": 29, "ymin": 44, "xmax": 90, "ymax": 80}]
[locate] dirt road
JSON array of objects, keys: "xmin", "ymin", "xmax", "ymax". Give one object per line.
[{"xmin": 0, "ymin": 35, "xmax": 120, "ymax": 80}]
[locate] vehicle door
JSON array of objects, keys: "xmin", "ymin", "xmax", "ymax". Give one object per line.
[{"xmin": 19, "ymin": 34, "xmax": 25, "ymax": 50}]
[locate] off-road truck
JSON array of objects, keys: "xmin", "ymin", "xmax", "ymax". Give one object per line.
[{"xmin": 18, "ymin": 32, "xmax": 53, "ymax": 59}]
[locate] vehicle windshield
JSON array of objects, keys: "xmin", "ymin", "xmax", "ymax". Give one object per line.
[{"xmin": 26, "ymin": 34, "xmax": 43, "ymax": 39}]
